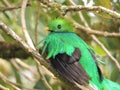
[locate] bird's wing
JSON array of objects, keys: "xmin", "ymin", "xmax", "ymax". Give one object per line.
[{"xmin": 50, "ymin": 48, "xmax": 90, "ymax": 85}]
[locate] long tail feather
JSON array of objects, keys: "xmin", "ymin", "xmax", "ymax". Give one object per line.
[{"xmin": 101, "ymin": 78, "xmax": 120, "ymax": 90}]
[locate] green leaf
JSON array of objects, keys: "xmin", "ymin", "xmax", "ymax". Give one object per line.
[
  {"xmin": 34, "ymin": 74, "xmax": 51, "ymax": 90},
  {"xmin": 11, "ymin": 65, "xmax": 22, "ymax": 84},
  {"xmin": 90, "ymin": 44, "xmax": 106, "ymax": 56},
  {"xmin": 94, "ymin": 0, "xmax": 112, "ymax": 9},
  {"xmin": 110, "ymin": 67, "xmax": 120, "ymax": 82},
  {"xmin": 94, "ymin": 0, "xmax": 112, "ymax": 19}
]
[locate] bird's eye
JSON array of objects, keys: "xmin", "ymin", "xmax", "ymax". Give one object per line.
[{"xmin": 57, "ymin": 24, "xmax": 61, "ymax": 29}]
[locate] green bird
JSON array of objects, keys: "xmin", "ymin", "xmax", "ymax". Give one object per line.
[{"xmin": 38, "ymin": 18, "xmax": 120, "ymax": 90}]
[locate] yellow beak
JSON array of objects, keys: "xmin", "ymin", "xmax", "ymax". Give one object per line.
[{"xmin": 45, "ymin": 27, "xmax": 49, "ymax": 31}]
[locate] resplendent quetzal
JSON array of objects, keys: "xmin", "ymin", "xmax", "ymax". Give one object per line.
[{"xmin": 38, "ymin": 18, "xmax": 120, "ymax": 90}]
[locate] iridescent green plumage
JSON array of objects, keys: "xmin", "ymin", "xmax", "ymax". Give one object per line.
[{"xmin": 38, "ymin": 18, "xmax": 120, "ymax": 90}]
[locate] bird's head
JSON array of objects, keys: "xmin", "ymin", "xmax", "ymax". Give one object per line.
[{"xmin": 46, "ymin": 18, "xmax": 74, "ymax": 32}]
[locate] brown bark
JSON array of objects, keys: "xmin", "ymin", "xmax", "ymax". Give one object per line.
[{"xmin": 0, "ymin": 42, "xmax": 29, "ymax": 59}]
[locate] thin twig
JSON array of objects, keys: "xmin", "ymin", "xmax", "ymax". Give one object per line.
[
  {"xmin": 15, "ymin": 58, "xmax": 39, "ymax": 77},
  {"xmin": 61, "ymin": 5, "xmax": 120, "ymax": 19},
  {"xmin": 0, "ymin": 72, "xmax": 21, "ymax": 90},
  {"xmin": 21, "ymin": 1, "xmax": 52, "ymax": 89},
  {"xmin": 34, "ymin": 1, "xmax": 41, "ymax": 45},
  {"xmin": 0, "ymin": 3, "xmax": 30, "ymax": 12},
  {"xmin": 36, "ymin": 60, "xmax": 53, "ymax": 90},
  {"xmin": 11, "ymin": 59, "xmax": 37, "ymax": 82},
  {"xmin": 0, "ymin": 84, "xmax": 9, "ymax": 90},
  {"xmin": 74, "ymin": 22, "xmax": 120, "ymax": 37},
  {"xmin": 0, "ymin": 5, "xmax": 21, "ymax": 11},
  {"xmin": 91, "ymin": 35, "xmax": 120, "ymax": 70},
  {"xmin": 2, "ymin": 0, "xmax": 11, "ymax": 7},
  {"xmin": 0, "ymin": 72, "xmax": 39, "ymax": 90},
  {"xmin": 68, "ymin": 0, "xmax": 89, "ymax": 27},
  {"xmin": 21, "ymin": 0, "xmax": 35, "ymax": 49},
  {"xmin": 41, "ymin": 2, "xmax": 120, "ymax": 19}
]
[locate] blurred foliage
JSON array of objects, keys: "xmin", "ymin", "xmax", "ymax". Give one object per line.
[
  {"xmin": 0, "ymin": 59, "xmax": 12, "ymax": 76},
  {"xmin": 0, "ymin": 0, "xmax": 120, "ymax": 90}
]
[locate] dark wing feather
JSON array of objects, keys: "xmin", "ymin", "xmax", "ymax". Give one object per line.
[{"xmin": 50, "ymin": 48, "xmax": 89, "ymax": 85}]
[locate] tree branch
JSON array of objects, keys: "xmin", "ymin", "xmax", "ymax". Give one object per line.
[
  {"xmin": 11, "ymin": 59, "xmax": 37, "ymax": 82},
  {"xmin": 0, "ymin": 72, "xmax": 21, "ymax": 90},
  {"xmin": 0, "ymin": 84, "xmax": 9, "ymax": 90},
  {"xmin": 0, "ymin": 72, "xmax": 39, "ymax": 90},
  {"xmin": 41, "ymin": 1, "xmax": 120, "ymax": 19},
  {"xmin": 21, "ymin": 0, "xmax": 34, "ymax": 49},
  {"xmin": 0, "ymin": 3, "xmax": 30, "ymax": 12},
  {"xmin": 61, "ymin": 5, "xmax": 120, "ymax": 19},
  {"xmin": 0, "ymin": 21, "xmax": 50, "ymax": 70},
  {"xmin": 21, "ymin": 0, "xmax": 52, "ymax": 89},
  {"xmin": 0, "ymin": 42, "xmax": 29, "ymax": 59},
  {"xmin": 41, "ymin": 1, "xmax": 120, "ymax": 37},
  {"xmin": 91, "ymin": 35, "xmax": 120, "ymax": 70},
  {"xmin": 2, "ymin": 0, "xmax": 11, "ymax": 7},
  {"xmin": 15, "ymin": 58, "xmax": 39, "ymax": 77},
  {"xmin": 75, "ymin": 22, "xmax": 120, "ymax": 37}
]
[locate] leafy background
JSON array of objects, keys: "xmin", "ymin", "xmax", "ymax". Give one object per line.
[{"xmin": 0, "ymin": 0, "xmax": 120, "ymax": 90}]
